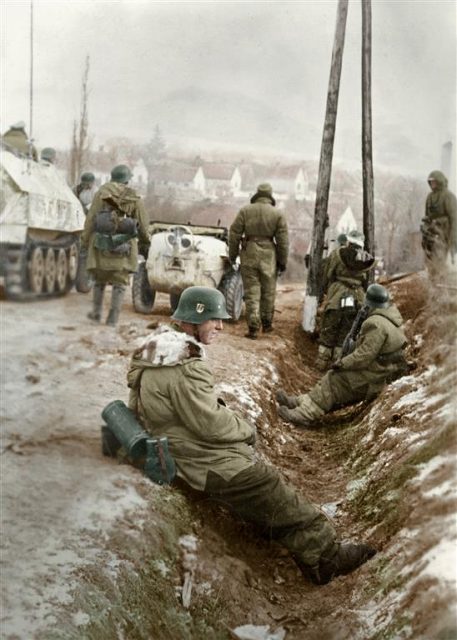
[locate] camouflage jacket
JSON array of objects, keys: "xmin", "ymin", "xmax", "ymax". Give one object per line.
[
  {"xmin": 339, "ymin": 304, "xmax": 407, "ymax": 371},
  {"xmin": 228, "ymin": 197, "xmax": 289, "ymax": 266},
  {"xmin": 322, "ymin": 245, "xmax": 374, "ymax": 310},
  {"xmin": 127, "ymin": 325, "xmax": 255, "ymax": 490},
  {"xmin": 81, "ymin": 181, "xmax": 149, "ymax": 274},
  {"xmin": 422, "ymin": 171, "xmax": 457, "ymax": 253}
]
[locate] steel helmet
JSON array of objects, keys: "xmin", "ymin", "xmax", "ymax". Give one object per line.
[
  {"xmin": 365, "ymin": 284, "xmax": 390, "ymax": 309},
  {"xmin": 81, "ymin": 171, "xmax": 95, "ymax": 183},
  {"xmin": 111, "ymin": 164, "xmax": 132, "ymax": 184},
  {"xmin": 172, "ymin": 286, "xmax": 231, "ymax": 324},
  {"xmin": 40, "ymin": 147, "xmax": 56, "ymax": 162},
  {"xmin": 347, "ymin": 230, "xmax": 365, "ymax": 249},
  {"xmin": 336, "ymin": 233, "xmax": 348, "ymax": 246}
]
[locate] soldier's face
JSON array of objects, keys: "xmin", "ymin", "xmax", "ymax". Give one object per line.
[
  {"xmin": 197, "ymin": 319, "xmax": 223, "ymax": 345},
  {"xmin": 428, "ymin": 179, "xmax": 438, "ymax": 191}
]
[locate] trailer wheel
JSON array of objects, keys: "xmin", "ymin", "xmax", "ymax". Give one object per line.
[
  {"xmin": 219, "ymin": 270, "xmax": 244, "ymax": 321},
  {"xmin": 132, "ymin": 262, "xmax": 155, "ymax": 314}
]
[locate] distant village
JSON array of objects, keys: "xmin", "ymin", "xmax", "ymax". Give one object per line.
[{"xmin": 59, "ymin": 131, "xmax": 428, "ymax": 277}]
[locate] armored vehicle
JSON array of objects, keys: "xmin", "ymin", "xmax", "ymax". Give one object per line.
[
  {"xmin": 132, "ymin": 221, "xmax": 244, "ymax": 321},
  {"xmin": 0, "ymin": 145, "xmax": 88, "ymax": 299}
]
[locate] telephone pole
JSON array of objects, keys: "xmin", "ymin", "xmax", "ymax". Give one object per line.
[
  {"xmin": 302, "ymin": 0, "xmax": 349, "ymax": 332},
  {"xmin": 362, "ymin": 0, "xmax": 375, "ymax": 261}
]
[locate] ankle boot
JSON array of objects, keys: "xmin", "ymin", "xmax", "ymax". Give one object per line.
[
  {"xmin": 245, "ymin": 327, "xmax": 258, "ymax": 340},
  {"xmin": 276, "ymin": 389, "xmax": 299, "ymax": 409},
  {"xmin": 262, "ymin": 321, "xmax": 273, "ymax": 333},
  {"xmin": 87, "ymin": 283, "xmax": 105, "ymax": 322},
  {"xmin": 304, "ymin": 542, "xmax": 376, "ymax": 585},
  {"xmin": 106, "ymin": 285, "xmax": 125, "ymax": 326}
]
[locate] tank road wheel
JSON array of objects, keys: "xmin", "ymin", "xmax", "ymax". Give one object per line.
[
  {"xmin": 28, "ymin": 247, "xmax": 45, "ymax": 294},
  {"xmin": 55, "ymin": 248, "xmax": 69, "ymax": 293},
  {"xmin": 219, "ymin": 269, "xmax": 244, "ymax": 322},
  {"xmin": 44, "ymin": 249, "xmax": 57, "ymax": 293},
  {"xmin": 68, "ymin": 244, "xmax": 79, "ymax": 282},
  {"xmin": 169, "ymin": 292, "xmax": 181, "ymax": 314},
  {"xmin": 132, "ymin": 261, "xmax": 155, "ymax": 314}
]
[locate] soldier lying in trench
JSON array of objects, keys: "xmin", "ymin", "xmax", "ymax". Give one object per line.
[
  {"xmin": 277, "ymin": 284, "xmax": 409, "ymax": 428},
  {"xmin": 125, "ymin": 286, "xmax": 376, "ymax": 586}
]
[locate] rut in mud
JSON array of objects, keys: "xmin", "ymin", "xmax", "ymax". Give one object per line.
[{"xmin": 1, "ymin": 273, "xmax": 455, "ymax": 640}]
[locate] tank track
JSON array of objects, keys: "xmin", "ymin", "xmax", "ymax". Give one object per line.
[{"xmin": 2, "ymin": 237, "xmax": 80, "ymax": 301}]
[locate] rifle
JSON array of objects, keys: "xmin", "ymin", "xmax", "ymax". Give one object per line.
[{"xmin": 341, "ymin": 305, "xmax": 370, "ymax": 357}]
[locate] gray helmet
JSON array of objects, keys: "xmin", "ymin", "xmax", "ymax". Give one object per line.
[
  {"xmin": 337, "ymin": 233, "xmax": 348, "ymax": 246},
  {"xmin": 111, "ymin": 164, "xmax": 132, "ymax": 184},
  {"xmin": 365, "ymin": 284, "xmax": 390, "ymax": 309},
  {"xmin": 172, "ymin": 286, "xmax": 231, "ymax": 324},
  {"xmin": 40, "ymin": 147, "xmax": 56, "ymax": 162},
  {"xmin": 81, "ymin": 171, "xmax": 95, "ymax": 183},
  {"xmin": 347, "ymin": 230, "xmax": 365, "ymax": 249}
]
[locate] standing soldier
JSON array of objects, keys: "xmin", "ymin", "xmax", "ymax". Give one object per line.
[
  {"xmin": 420, "ymin": 170, "xmax": 457, "ymax": 280},
  {"xmin": 277, "ymin": 284, "xmax": 408, "ymax": 428},
  {"xmin": 81, "ymin": 164, "xmax": 150, "ymax": 327},
  {"xmin": 75, "ymin": 172, "xmax": 97, "ymax": 215},
  {"xmin": 229, "ymin": 183, "xmax": 288, "ymax": 339},
  {"xmin": 2, "ymin": 121, "xmax": 38, "ymax": 160},
  {"xmin": 316, "ymin": 229, "xmax": 375, "ymax": 370}
]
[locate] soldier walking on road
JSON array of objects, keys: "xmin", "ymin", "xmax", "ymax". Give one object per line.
[
  {"xmin": 125, "ymin": 286, "xmax": 376, "ymax": 585},
  {"xmin": 75, "ymin": 172, "xmax": 97, "ymax": 215},
  {"xmin": 420, "ymin": 170, "xmax": 457, "ymax": 281},
  {"xmin": 277, "ymin": 284, "xmax": 408, "ymax": 428},
  {"xmin": 316, "ymin": 230, "xmax": 375, "ymax": 371},
  {"xmin": 81, "ymin": 164, "xmax": 150, "ymax": 327},
  {"xmin": 229, "ymin": 183, "xmax": 288, "ymax": 339}
]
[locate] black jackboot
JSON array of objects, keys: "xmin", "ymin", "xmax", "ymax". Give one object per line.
[
  {"xmin": 87, "ymin": 283, "xmax": 105, "ymax": 322},
  {"xmin": 106, "ymin": 285, "xmax": 125, "ymax": 326}
]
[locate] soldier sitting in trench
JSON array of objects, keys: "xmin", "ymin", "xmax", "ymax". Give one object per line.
[
  {"xmin": 277, "ymin": 284, "xmax": 408, "ymax": 428},
  {"xmin": 126, "ymin": 286, "xmax": 376, "ymax": 586}
]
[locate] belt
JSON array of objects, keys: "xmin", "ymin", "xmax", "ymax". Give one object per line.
[{"xmin": 246, "ymin": 235, "xmax": 273, "ymax": 243}]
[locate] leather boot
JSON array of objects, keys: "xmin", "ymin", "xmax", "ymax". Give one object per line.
[
  {"xmin": 303, "ymin": 542, "xmax": 376, "ymax": 585},
  {"xmin": 276, "ymin": 389, "xmax": 299, "ymax": 409},
  {"xmin": 87, "ymin": 283, "xmax": 105, "ymax": 322},
  {"xmin": 106, "ymin": 285, "xmax": 125, "ymax": 326},
  {"xmin": 262, "ymin": 321, "xmax": 273, "ymax": 333},
  {"xmin": 277, "ymin": 394, "xmax": 325, "ymax": 428},
  {"xmin": 245, "ymin": 327, "xmax": 258, "ymax": 340}
]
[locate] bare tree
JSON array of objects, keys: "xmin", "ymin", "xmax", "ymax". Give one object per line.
[{"xmin": 69, "ymin": 55, "xmax": 91, "ymax": 185}]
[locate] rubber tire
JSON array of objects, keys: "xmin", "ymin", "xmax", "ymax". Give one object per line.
[
  {"xmin": 219, "ymin": 269, "xmax": 244, "ymax": 322},
  {"xmin": 169, "ymin": 292, "xmax": 181, "ymax": 314},
  {"xmin": 132, "ymin": 262, "xmax": 156, "ymax": 314},
  {"xmin": 75, "ymin": 251, "xmax": 93, "ymax": 293}
]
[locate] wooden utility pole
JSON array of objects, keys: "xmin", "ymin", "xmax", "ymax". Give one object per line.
[
  {"xmin": 302, "ymin": 0, "xmax": 349, "ymax": 332},
  {"xmin": 362, "ymin": 0, "xmax": 375, "ymax": 261}
]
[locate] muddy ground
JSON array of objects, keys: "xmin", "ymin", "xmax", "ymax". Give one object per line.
[{"xmin": 1, "ymin": 275, "xmax": 456, "ymax": 640}]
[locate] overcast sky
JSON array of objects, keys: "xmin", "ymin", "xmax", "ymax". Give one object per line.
[{"xmin": 1, "ymin": 0, "xmax": 456, "ymax": 177}]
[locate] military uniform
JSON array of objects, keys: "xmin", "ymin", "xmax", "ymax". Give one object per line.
[
  {"xmin": 317, "ymin": 239, "xmax": 374, "ymax": 368},
  {"xmin": 127, "ymin": 324, "xmax": 336, "ymax": 570},
  {"xmin": 229, "ymin": 184, "xmax": 288, "ymax": 337},
  {"xmin": 2, "ymin": 124, "xmax": 38, "ymax": 160},
  {"xmin": 279, "ymin": 302, "xmax": 407, "ymax": 426},
  {"xmin": 81, "ymin": 176, "xmax": 149, "ymax": 325},
  {"xmin": 421, "ymin": 170, "xmax": 457, "ymax": 280}
]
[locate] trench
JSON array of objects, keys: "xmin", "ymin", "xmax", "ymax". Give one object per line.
[{"xmin": 34, "ymin": 277, "xmax": 456, "ymax": 640}]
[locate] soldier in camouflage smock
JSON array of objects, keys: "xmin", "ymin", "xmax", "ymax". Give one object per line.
[
  {"xmin": 316, "ymin": 230, "xmax": 375, "ymax": 370},
  {"xmin": 81, "ymin": 164, "xmax": 150, "ymax": 326},
  {"xmin": 229, "ymin": 184, "xmax": 288, "ymax": 339},
  {"xmin": 277, "ymin": 284, "xmax": 408, "ymax": 428},
  {"xmin": 421, "ymin": 170, "xmax": 457, "ymax": 281}
]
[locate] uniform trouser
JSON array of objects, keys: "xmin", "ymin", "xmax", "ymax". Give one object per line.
[
  {"xmin": 203, "ymin": 462, "xmax": 336, "ymax": 567},
  {"xmin": 240, "ymin": 265, "xmax": 277, "ymax": 330},
  {"xmin": 319, "ymin": 308, "xmax": 358, "ymax": 349}
]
